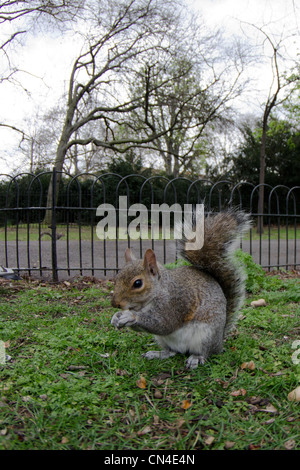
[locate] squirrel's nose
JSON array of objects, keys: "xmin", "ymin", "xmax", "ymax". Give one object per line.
[
  {"xmin": 111, "ymin": 296, "xmax": 119, "ymax": 308},
  {"xmin": 111, "ymin": 294, "xmax": 123, "ymax": 309},
  {"xmin": 111, "ymin": 295, "xmax": 127, "ymax": 310}
]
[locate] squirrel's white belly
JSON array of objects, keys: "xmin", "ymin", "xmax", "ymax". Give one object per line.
[{"xmin": 155, "ymin": 322, "xmax": 213, "ymax": 355}]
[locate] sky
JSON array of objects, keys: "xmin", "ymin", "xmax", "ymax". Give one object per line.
[{"xmin": 0, "ymin": 0, "xmax": 299, "ymax": 174}]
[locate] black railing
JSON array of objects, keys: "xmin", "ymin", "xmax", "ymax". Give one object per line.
[{"xmin": 0, "ymin": 169, "xmax": 299, "ymax": 281}]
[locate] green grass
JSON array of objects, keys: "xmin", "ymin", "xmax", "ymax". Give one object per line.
[
  {"xmin": 0, "ymin": 256, "xmax": 299, "ymax": 450},
  {"xmin": 0, "ymin": 224, "xmax": 95, "ymax": 241},
  {"xmin": 0, "ymin": 223, "xmax": 299, "ymax": 241}
]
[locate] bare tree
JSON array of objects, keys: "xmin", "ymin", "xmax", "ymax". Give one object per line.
[
  {"xmin": 0, "ymin": 0, "xmax": 84, "ymax": 141},
  {"xmin": 15, "ymin": 106, "xmax": 65, "ymax": 172},
  {"xmin": 44, "ymin": 0, "xmax": 182, "ymax": 218},
  {"xmin": 127, "ymin": 28, "xmax": 249, "ymax": 176},
  {"xmin": 242, "ymin": 22, "xmax": 299, "ymax": 233}
]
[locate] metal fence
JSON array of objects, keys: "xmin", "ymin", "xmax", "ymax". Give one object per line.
[{"xmin": 0, "ymin": 169, "xmax": 299, "ymax": 281}]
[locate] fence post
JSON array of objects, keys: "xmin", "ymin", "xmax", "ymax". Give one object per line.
[{"xmin": 51, "ymin": 167, "xmax": 58, "ymax": 281}]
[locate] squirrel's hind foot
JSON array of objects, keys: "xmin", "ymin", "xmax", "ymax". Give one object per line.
[
  {"xmin": 142, "ymin": 350, "xmax": 177, "ymax": 360},
  {"xmin": 185, "ymin": 354, "xmax": 206, "ymax": 369}
]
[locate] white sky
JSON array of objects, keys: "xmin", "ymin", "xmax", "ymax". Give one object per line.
[{"xmin": 0, "ymin": 0, "xmax": 299, "ymax": 174}]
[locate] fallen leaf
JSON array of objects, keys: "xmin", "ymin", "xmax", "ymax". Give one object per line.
[
  {"xmin": 215, "ymin": 378, "xmax": 229, "ymax": 389},
  {"xmin": 155, "ymin": 372, "xmax": 172, "ymax": 380},
  {"xmin": 68, "ymin": 365, "xmax": 86, "ymax": 370},
  {"xmin": 224, "ymin": 441, "xmax": 235, "ymax": 449},
  {"xmin": 115, "ymin": 368, "xmax": 128, "ymax": 376},
  {"xmin": 204, "ymin": 436, "xmax": 215, "ymax": 445},
  {"xmin": 137, "ymin": 425, "xmax": 152, "ymax": 436},
  {"xmin": 264, "ymin": 418, "xmax": 275, "ymax": 424},
  {"xmin": 241, "ymin": 360, "xmax": 255, "ymax": 370},
  {"xmin": 250, "ymin": 299, "xmax": 266, "ymax": 307},
  {"xmin": 284, "ymin": 439, "xmax": 296, "ymax": 450},
  {"xmin": 181, "ymin": 399, "xmax": 192, "ymax": 410},
  {"xmin": 260, "ymin": 404, "xmax": 278, "ymax": 414},
  {"xmin": 22, "ymin": 395, "xmax": 32, "ymax": 402},
  {"xmin": 153, "ymin": 389, "xmax": 163, "ymax": 399},
  {"xmin": 136, "ymin": 375, "xmax": 146, "ymax": 389},
  {"xmin": 286, "ymin": 416, "xmax": 296, "ymax": 422},
  {"xmin": 230, "ymin": 388, "xmax": 247, "ymax": 397},
  {"xmin": 176, "ymin": 418, "xmax": 186, "ymax": 428},
  {"xmin": 152, "ymin": 372, "xmax": 172, "ymax": 386},
  {"xmin": 61, "ymin": 437, "xmax": 69, "ymax": 444},
  {"xmin": 287, "ymin": 386, "xmax": 300, "ymax": 402},
  {"xmin": 249, "ymin": 443, "xmax": 261, "ymax": 450},
  {"xmin": 153, "ymin": 415, "xmax": 159, "ymax": 425}
]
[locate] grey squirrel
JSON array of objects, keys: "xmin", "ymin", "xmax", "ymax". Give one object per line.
[{"xmin": 111, "ymin": 209, "xmax": 250, "ymax": 369}]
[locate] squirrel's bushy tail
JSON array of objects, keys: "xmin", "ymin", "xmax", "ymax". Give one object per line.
[{"xmin": 179, "ymin": 209, "xmax": 251, "ymax": 335}]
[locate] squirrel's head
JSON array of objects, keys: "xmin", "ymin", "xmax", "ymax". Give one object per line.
[{"xmin": 111, "ymin": 248, "xmax": 161, "ymax": 311}]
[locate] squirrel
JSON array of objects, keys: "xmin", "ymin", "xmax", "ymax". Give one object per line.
[{"xmin": 111, "ymin": 209, "xmax": 251, "ymax": 369}]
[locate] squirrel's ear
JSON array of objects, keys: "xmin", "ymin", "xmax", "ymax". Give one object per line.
[
  {"xmin": 143, "ymin": 249, "xmax": 159, "ymax": 276},
  {"xmin": 125, "ymin": 248, "xmax": 136, "ymax": 263}
]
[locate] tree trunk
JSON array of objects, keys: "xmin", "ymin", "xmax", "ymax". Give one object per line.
[
  {"xmin": 164, "ymin": 152, "xmax": 172, "ymax": 175},
  {"xmin": 44, "ymin": 136, "xmax": 69, "ymax": 225},
  {"xmin": 257, "ymin": 122, "xmax": 267, "ymax": 234},
  {"xmin": 173, "ymin": 157, "xmax": 180, "ymax": 177}
]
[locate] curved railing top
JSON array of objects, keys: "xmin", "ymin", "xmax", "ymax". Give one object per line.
[{"xmin": 0, "ymin": 170, "xmax": 299, "ymax": 214}]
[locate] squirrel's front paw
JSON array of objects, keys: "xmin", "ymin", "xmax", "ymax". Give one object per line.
[{"xmin": 111, "ymin": 310, "xmax": 137, "ymax": 329}]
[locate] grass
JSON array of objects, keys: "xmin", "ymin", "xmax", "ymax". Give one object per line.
[
  {"xmin": 0, "ymin": 223, "xmax": 299, "ymax": 241},
  {"xmin": 0, "ymin": 254, "xmax": 299, "ymax": 450}
]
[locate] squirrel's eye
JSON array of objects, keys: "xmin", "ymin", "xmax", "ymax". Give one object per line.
[{"xmin": 133, "ymin": 279, "xmax": 143, "ymax": 289}]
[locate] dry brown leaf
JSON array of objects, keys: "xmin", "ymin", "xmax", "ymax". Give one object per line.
[
  {"xmin": 136, "ymin": 375, "xmax": 146, "ymax": 389},
  {"xmin": 284, "ymin": 439, "xmax": 296, "ymax": 450},
  {"xmin": 115, "ymin": 368, "xmax": 128, "ymax": 376},
  {"xmin": 264, "ymin": 418, "xmax": 275, "ymax": 424},
  {"xmin": 153, "ymin": 389, "xmax": 163, "ymax": 399},
  {"xmin": 261, "ymin": 404, "xmax": 278, "ymax": 414},
  {"xmin": 176, "ymin": 418, "xmax": 186, "ymax": 428},
  {"xmin": 68, "ymin": 365, "xmax": 86, "ymax": 370},
  {"xmin": 224, "ymin": 441, "xmax": 235, "ymax": 449},
  {"xmin": 22, "ymin": 395, "xmax": 32, "ymax": 402},
  {"xmin": 287, "ymin": 386, "xmax": 300, "ymax": 402},
  {"xmin": 204, "ymin": 436, "xmax": 215, "ymax": 445},
  {"xmin": 137, "ymin": 425, "xmax": 152, "ymax": 436},
  {"xmin": 153, "ymin": 415, "xmax": 160, "ymax": 425},
  {"xmin": 181, "ymin": 399, "xmax": 192, "ymax": 410},
  {"xmin": 230, "ymin": 388, "xmax": 247, "ymax": 397},
  {"xmin": 241, "ymin": 360, "xmax": 255, "ymax": 370},
  {"xmin": 249, "ymin": 443, "xmax": 261, "ymax": 450}
]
